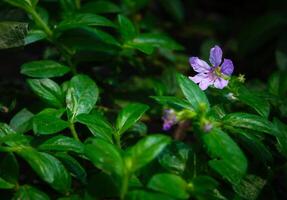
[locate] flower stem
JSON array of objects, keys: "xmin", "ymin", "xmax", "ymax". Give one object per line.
[
  {"xmin": 115, "ymin": 133, "xmax": 121, "ymax": 149},
  {"xmin": 120, "ymin": 173, "xmax": 129, "ymax": 200},
  {"xmin": 29, "ymin": 10, "xmax": 53, "ymax": 38},
  {"xmin": 69, "ymin": 123, "xmax": 80, "ymax": 141}
]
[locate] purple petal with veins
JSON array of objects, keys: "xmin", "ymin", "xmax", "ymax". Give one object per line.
[
  {"xmin": 209, "ymin": 45, "xmax": 223, "ymax": 67},
  {"xmin": 214, "ymin": 78, "xmax": 229, "ymax": 89},
  {"xmin": 189, "ymin": 57, "xmax": 210, "ymax": 73},
  {"xmin": 221, "ymin": 59, "xmax": 234, "ymax": 75}
]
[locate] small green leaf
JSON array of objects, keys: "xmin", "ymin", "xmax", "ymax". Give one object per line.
[
  {"xmin": 66, "ymin": 75, "xmax": 99, "ymax": 121},
  {"xmin": 0, "ymin": 22, "xmax": 28, "ymax": 49},
  {"xmin": 21, "ymin": 60, "xmax": 70, "ymax": 78},
  {"xmin": 17, "ymin": 148, "xmax": 71, "ymax": 192},
  {"xmin": 0, "ymin": 123, "xmax": 29, "ymax": 146},
  {"xmin": 124, "ymin": 134, "xmax": 171, "ymax": 173},
  {"xmin": 237, "ymin": 86, "xmax": 270, "ymax": 118},
  {"xmin": 116, "ymin": 103, "xmax": 149, "ymax": 135},
  {"xmin": 202, "ymin": 128, "xmax": 247, "ymax": 184},
  {"xmin": 77, "ymin": 112, "xmax": 114, "ymax": 143},
  {"xmin": 81, "ymin": 1, "xmax": 121, "ymax": 14},
  {"xmin": 33, "ymin": 108, "xmax": 69, "ymax": 135},
  {"xmin": 85, "ymin": 138, "xmax": 124, "ymax": 177},
  {"xmin": 55, "ymin": 153, "xmax": 87, "ymax": 184},
  {"xmin": 27, "ymin": 79, "xmax": 64, "ymax": 108},
  {"xmin": 126, "ymin": 190, "xmax": 174, "ymax": 200},
  {"xmin": 83, "ymin": 27, "xmax": 120, "ymax": 46},
  {"xmin": 273, "ymin": 119, "xmax": 287, "ymax": 157},
  {"xmin": 189, "ymin": 176, "xmax": 219, "ymax": 196},
  {"xmin": 9, "ymin": 108, "xmax": 34, "ymax": 134},
  {"xmin": 25, "ymin": 29, "xmax": 47, "ymax": 45},
  {"xmin": 4, "ymin": 0, "xmax": 38, "ymax": 11},
  {"xmin": 177, "ymin": 73, "xmax": 210, "ymax": 112},
  {"xmin": 0, "ymin": 153, "xmax": 19, "ymax": 184},
  {"xmin": 56, "ymin": 13, "xmax": 115, "ymax": 32},
  {"xmin": 148, "ymin": 173, "xmax": 189, "ymax": 199},
  {"xmin": 118, "ymin": 15, "xmax": 137, "ymax": 42},
  {"xmin": 151, "ymin": 96, "xmax": 194, "ymax": 110},
  {"xmin": 38, "ymin": 135, "xmax": 84, "ymax": 154},
  {"xmin": 223, "ymin": 113, "xmax": 278, "ymax": 136},
  {"xmin": 13, "ymin": 185, "xmax": 50, "ymax": 200},
  {"xmin": 0, "ymin": 177, "xmax": 15, "ymax": 189}
]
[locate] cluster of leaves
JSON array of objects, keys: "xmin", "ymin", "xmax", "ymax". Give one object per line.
[{"xmin": 0, "ymin": 0, "xmax": 287, "ymax": 200}]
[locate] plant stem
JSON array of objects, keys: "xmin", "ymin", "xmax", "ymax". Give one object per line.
[
  {"xmin": 120, "ymin": 173, "xmax": 129, "ymax": 200},
  {"xmin": 75, "ymin": 0, "xmax": 81, "ymax": 9},
  {"xmin": 0, "ymin": 146, "xmax": 15, "ymax": 152},
  {"xmin": 69, "ymin": 123, "xmax": 80, "ymax": 141},
  {"xmin": 29, "ymin": 10, "xmax": 53, "ymax": 38},
  {"xmin": 115, "ymin": 133, "xmax": 121, "ymax": 149}
]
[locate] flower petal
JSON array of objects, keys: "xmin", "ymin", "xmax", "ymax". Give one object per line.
[
  {"xmin": 189, "ymin": 57, "xmax": 210, "ymax": 73},
  {"xmin": 189, "ymin": 73, "xmax": 208, "ymax": 83},
  {"xmin": 214, "ymin": 78, "xmax": 229, "ymax": 89},
  {"xmin": 199, "ymin": 77, "xmax": 214, "ymax": 90},
  {"xmin": 209, "ymin": 45, "xmax": 223, "ymax": 67},
  {"xmin": 221, "ymin": 59, "xmax": 234, "ymax": 75}
]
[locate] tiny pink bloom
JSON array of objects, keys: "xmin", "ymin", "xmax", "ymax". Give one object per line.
[{"xmin": 189, "ymin": 45, "xmax": 234, "ymax": 90}]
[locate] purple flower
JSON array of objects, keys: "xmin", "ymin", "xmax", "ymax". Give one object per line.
[
  {"xmin": 189, "ymin": 45, "xmax": 234, "ymax": 90},
  {"xmin": 162, "ymin": 109, "xmax": 177, "ymax": 131}
]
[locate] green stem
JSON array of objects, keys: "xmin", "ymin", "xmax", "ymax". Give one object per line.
[
  {"xmin": 115, "ymin": 133, "xmax": 121, "ymax": 149},
  {"xmin": 69, "ymin": 123, "xmax": 80, "ymax": 141},
  {"xmin": 29, "ymin": 10, "xmax": 53, "ymax": 38},
  {"xmin": 120, "ymin": 173, "xmax": 129, "ymax": 200},
  {"xmin": 75, "ymin": 0, "xmax": 81, "ymax": 9}
]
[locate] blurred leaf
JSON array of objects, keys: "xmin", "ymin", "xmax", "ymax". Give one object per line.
[
  {"xmin": 233, "ymin": 175, "xmax": 266, "ymax": 200},
  {"xmin": 18, "ymin": 148, "xmax": 71, "ymax": 192},
  {"xmin": 159, "ymin": 141, "xmax": 193, "ymax": 175},
  {"xmin": 21, "ymin": 60, "xmax": 70, "ymax": 78},
  {"xmin": 148, "ymin": 173, "xmax": 189, "ymax": 199},
  {"xmin": 85, "ymin": 138, "xmax": 124, "ymax": 177},
  {"xmin": 38, "ymin": 135, "xmax": 84, "ymax": 153},
  {"xmin": 177, "ymin": 73, "xmax": 210, "ymax": 112},
  {"xmin": 273, "ymin": 118, "xmax": 287, "ymax": 157},
  {"xmin": 223, "ymin": 113, "xmax": 278, "ymax": 136},
  {"xmin": 122, "ymin": 0, "xmax": 150, "ymax": 13},
  {"xmin": 0, "ymin": 153, "xmax": 19, "ymax": 184},
  {"xmin": 27, "ymin": 78, "xmax": 64, "ymax": 108},
  {"xmin": 13, "ymin": 185, "xmax": 50, "ymax": 200},
  {"xmin": 124, "ymin": 134, "xmax": 171, "ymax": 173},
  {"xmin": 77, "ymin": 112, "xmax": 114, "ymax": 143},
  {"xmin": 202, "ymin": 128, "xmax": 247, "ymax": 184},
  {"xmin": 189, "ymin": 176, "xmax": 219, "ymax": 196},
  {"xmin": 0, "ymin": 177, "xmax": 15, "ymax": 189},
  {"xmin": 83, "ymin": 27, "xmax": 120, "ymax": 46},
  {"xmin": 237, "ymin": 86, "xmax": 270, "ymax": 118},
  {"xmin": 55, "ymin": 152, "xmax": 87, "ymax": 184},
  {"xmin": 4, "ymin": 0, "xmax": 38, "ymax": 11},
  {"xmin": 126, "ymin": 190, "xmax": 174, "ymax": 200},
  {"xmin": 276, "ymin": 36, "xmax": 287, "ymax": 71},
  {"xmin": 81, "ymin": 1, "xmax": 121, "ymax": 14},
  {"xmin": 118, "ymin": 15, "xmax": 137, "ymax": 42},
  {"xmin": 66, "ymin": 75, "xmax": 99, "ymax": 121},
  {"xmin": 56, "ymin": 13, "xmax": 115, "ymax": 32},
  {"xmin": 159, "ymin": 0, "xmax": 184, "ymax": 22},
  {"xmin": 9, "ymin": 108, "xmax": 34, "ymax": 134},
  {"xmin": 116, "ymin": 103, "xmax": 149, "ymax": 135},
  {"xmin": 0, "ymin": 22, "xmax": 28, "ymax": 49},
  {"xmin": 33, "ymin": 108, "xmax": 69, "ymax": 135},
  {"xmin": 152, "ymin": 96, "xmax": 194, "ymax": 110}
]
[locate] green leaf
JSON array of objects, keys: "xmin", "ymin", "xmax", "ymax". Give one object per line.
[
  {"xmin": 124, "ymin": 134, "xmax": 171, "ymax": 173},
  {"xmin": 17, "ymin": 148, "xmax": 71, "ymax": 192},
  {"xmin": 38, "ymin": 135, "xmax": 84, "ymax": 154},
  {"xmin": 76, "ymin": 113, "xmax": 114, "ymax": 143},
  {"xmin": 21, "ymin": 60, "xmax": 70, "ymax": 78},
  {"xmin": 148, "ymin": 173, "xmax": 189, "ymax": 199},
  {"xmin": 116, "ymin": 103, "xmax": 149, "ymax": 136},
  {"xmin": 81, "ymin": 1, "xmax": 121, "ymax": 14},
  {"xmin": 33, "ymin": 108, "xmax": 69, "ymax": 135},
  {"xmin": 83, "ymin": 27, "xmax": 120, "ymax": 46},
  {"xmin": 126, "ymin": 33, "xmax": 184, "ymax": 54},
  {"xmin": 233, "ymin": 175, "xmax": 266, "ymax": 200},
  {"xmin": 0, "ymin": 123, "xmax": 29, "ymax": 146},
  {"xmin": 159, "ymin": 0, "xmax": 184, "ymax": 22},
  {"xmin": 118, "ymin": 15, "xmax": 137, "ymax": 42},
  {"xmin": 151, "ymin": 96, "xmax": 194, "ymax": 110},
  {"xmin": 66, "ymin": 75, "xmax": 99, "ymax": 121},
  {"xmin": 159, "ymin": 141, "xmax": 193, "ymax": 175},
  {"xmin": 55, "ymin": 153, "xmax": 87, "ymax": 184},
  {"xmin": 24, "ymin": 29, "xmax": 47, "ymax": 45},
  {"xmin": 223, "ymin": 113, "xmax": 278, "ymax": 136},
  {"xmin": 0, "ymin": 153, "xmax": 19, "ymax": 184},
  {"xmin": 9, "ymin": 108, "xmax": 34, "ymax": 134},
  {"xmin": 177, "ymin": 73, "xmax": 210, "ymax": 112},
  {"xmin": 27, "ymin": 78, "xmax": 64, "ymax": 108},
  {"xmin": 273, "ymin": 119, "xmax": 287, "ymax": 157},
  {"xmin": 189, "ymin": 176, "xmax": 219, "ymax": 196},
  {"xmin": 56, "ymin": 13, "xmax": 115, "ymax": 32},
  {"xmin": 0, "ymin": 22, "xmax": 28, "ymax": 49},
  {"xmin": 0, "ymin": 177, "xmax": 15, "ymax": 189},
  {"xmin": 202, "ymin": 128, "xmax": 247, "ymax": 184},
  {"xmin": 127, "ymin": 190, "xmax": 174, "ymax": 200},
  {"xmin": 13, "ymin": 185, "xmax": 50, "ymax": 200},
  {"xmin": 84, "ymin": 138, "xmax": 124, "ymax": 177},
  {"xmin": 237, "ymin": 86, "xmax": 270, "ymax": 118},
  {"xmin": 4, "ymin": 0, "xmax": 38, "ymax": 11}
]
